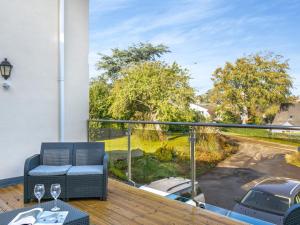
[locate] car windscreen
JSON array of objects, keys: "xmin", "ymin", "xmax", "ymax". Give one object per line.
[{"xmin": 241, "ymin": 190, "xmax": 290, "ymax": 215}]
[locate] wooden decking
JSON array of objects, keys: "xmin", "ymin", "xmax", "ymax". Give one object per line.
[{"xmin": 0, "ymin": 179, "xmax": 246, "ymax": 225}]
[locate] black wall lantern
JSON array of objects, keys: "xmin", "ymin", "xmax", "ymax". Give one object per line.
[{"xmin": 0, "ymin": 58, "xmax": 13, "ymax": 80}]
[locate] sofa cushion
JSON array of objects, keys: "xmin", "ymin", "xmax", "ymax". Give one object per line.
[
  {"xmin": 28, "ymin": 165, "xmax": 72, "ymax": 176},
  {"xmin": 67, "ymin": 165, "xmax": 103, "ymax": 175}
]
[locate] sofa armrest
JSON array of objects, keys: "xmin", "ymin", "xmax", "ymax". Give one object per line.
[
  {"xmin": 24, "ymin": 154, "xmax": 40, "ymax": 175},
  {"xmin": 102, "ymin": 153, "xmax": 109, "ymax": 200},
  {"xmin": 103, "ymin": 153, "xmax": 109, "ymax": 175}
]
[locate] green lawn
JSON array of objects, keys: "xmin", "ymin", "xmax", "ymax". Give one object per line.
[
  {"xmin": 99, "ymin": 132, "xmax": 239, "ymax": 184},
  {"xmin": 104, "ymin": 134, "xmax": 191, "ymax": 184},
  {"xmin": 222, "ymin": 128, "xmax": 300, "ymax": 146},
  {"xmin": 103, "ymin": 134, "xmax": 190, "ymax": 153}
]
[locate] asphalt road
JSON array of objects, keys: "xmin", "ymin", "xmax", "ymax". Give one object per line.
[{"xmin": 198, "ymin": 136, "xmax": 300, "ymax": 210}]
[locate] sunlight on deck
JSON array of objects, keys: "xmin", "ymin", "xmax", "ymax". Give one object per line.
[{"xmin": 0, "ymin": 179, "xmax": 246, "ymax": 225}]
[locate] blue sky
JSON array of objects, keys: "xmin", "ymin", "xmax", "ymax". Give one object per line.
[{"xmin": 89, "ymin": 0, "xmax": 300, "ymax": 95}]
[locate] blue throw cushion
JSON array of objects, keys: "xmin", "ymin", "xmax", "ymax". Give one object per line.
[
  {"xmin": 67, "ymin": 165, "xmax": 103, "ymax": 175},
  {"xmin": 29, "ymin": 165, "xmax": 72, "ymax": 176}
]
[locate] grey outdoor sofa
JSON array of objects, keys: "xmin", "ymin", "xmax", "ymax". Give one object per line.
[{"xmin": 24, "ymin": 142, "xmax": 108, "ymax": 203}]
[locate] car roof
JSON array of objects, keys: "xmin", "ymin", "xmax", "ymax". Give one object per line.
[
  {"xmin": 253, "ymin": 177, "xmax": 300, "ymax": 198},
  {"xmin": 145, "ymin": 177, "xmax": 197, "ymax": 194}
]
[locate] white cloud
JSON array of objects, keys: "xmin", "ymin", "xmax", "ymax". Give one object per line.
[
  {"xmin": 89, "ymin": 0, "xmax": 300, "ymax": 95},
  {"xmin": 90, "ymin": 0, "xmax": 132, "ymax": 14}
]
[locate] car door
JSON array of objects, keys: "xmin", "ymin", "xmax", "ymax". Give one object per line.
[
  {"xmin": 233, "ymin": 190, "xmax": 286, "ymax": 224},
  {"xmin": 246, "ymin": 205, "xmax": 283, "ymax": 224}
]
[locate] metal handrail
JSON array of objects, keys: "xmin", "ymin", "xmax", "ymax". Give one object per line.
[
  {"xmin": 88, "ymin": 119, "xmax": 300, "ymax": 130},
  {"xmin": 88, "ymin": 118, "xmax": 300, "ymax": 207}
]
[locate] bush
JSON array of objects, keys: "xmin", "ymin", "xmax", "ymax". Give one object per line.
[
  {"xmin": 197, "ymin": 149, "xmax": 224, "ymax": 163},
  {"xmin": 131, "ymin": 154, "xmax": 178, "ymax": 183},
  {"xmin": 109, "ymin": 159, "xmax": 128, "ymax": 180},
  {"xmin": 195, "ymin": 129, "xmax": 238, "ymax": 164},
  {"xmin": 285, "ymin": 152, "xmax": 300, "ymax": 167},
  {"xmin": 154, "ymin": 145, "xmax": 177, "ymax": 162},
  {"xmin": 133, "ymin": 128, "xmax": 161, "ymax": 141},
  {"xmin": 109, "ymin": 167, "xmax": 127, "ymax": 180}
]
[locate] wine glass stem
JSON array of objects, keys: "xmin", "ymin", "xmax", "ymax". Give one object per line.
[
  {"xmin": 55, "ymin": 198, "xmax": 57, "ymax": 208},
  {"xmin": 38, "ymin": 198, "xmax": 40, "ymax": 206}
]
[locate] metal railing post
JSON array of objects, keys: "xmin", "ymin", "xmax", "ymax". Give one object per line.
[
  {"xmin": 126, "ymin": 126, "xmax": 135, "ymax": 186},
  {"xmin": 127, "ymin": 126, "xmax": 132, "ymax": 181},
  {"xmin": 189, "ymin": 126, "xmax": 198, "ymax": 206}
]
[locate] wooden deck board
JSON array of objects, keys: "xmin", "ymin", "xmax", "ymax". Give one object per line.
[{"xmin": 0, "ymin": 179, "xmax": 247, "ymax": 225}]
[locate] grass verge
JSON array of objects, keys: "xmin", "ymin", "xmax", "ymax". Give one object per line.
[
  {"xmin": 223, "ymin": 128, "xmax": 300, "ymax": 147},
  {"xmin": 285, "ymin": 152, "xmax": 300, "ymax": 167}
]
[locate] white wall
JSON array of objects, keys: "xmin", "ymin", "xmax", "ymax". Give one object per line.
[
  {"xmin": 0, "ymin": 0, "xmax": 89, "ymax": 180},
  {"xmin": 65, "ymin": 0, "xmax": 89, "ymax": 141}
]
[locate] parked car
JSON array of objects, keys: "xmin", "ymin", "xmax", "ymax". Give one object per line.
[
  {"xmin": 233, "ymin": 177, "xmax": 300, "ymax": 225},
  {"xmin": 140, "ymin": 177, "xmax": 273, "ymax": 225},
  {"xmin": 139, "ymin": 177, "xmax": 205, "ymax": 204}
]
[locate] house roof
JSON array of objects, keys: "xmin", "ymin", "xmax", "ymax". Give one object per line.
[
  {"xmin": 190, "ymin": 103, "xmax": 216, "ymax": 116},
  {"xmin": 272, "ymin": 103, "xmax": 300, "ymax": 126}
]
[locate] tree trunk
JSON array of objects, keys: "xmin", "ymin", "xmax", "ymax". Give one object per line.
[
  {"xmin": 151, "ymin": 113, "xmax": 165, "ymax": 141},
  {"xmin": 241, "ymin": 106, "xmax": 248, "ymax": 124}
]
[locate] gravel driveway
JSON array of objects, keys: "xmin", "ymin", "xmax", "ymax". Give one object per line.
[{"xmin": 198, "ymin": 136, "xmax": 300, "ymax": 210}]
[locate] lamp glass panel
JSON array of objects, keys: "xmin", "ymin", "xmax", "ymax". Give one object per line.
[
  {"xmin": 0, "ymin": 66, "xmax": 4, "ymax": 76},
  {"xmin": 4, "ymin": 65, "xmax": 11, "ymax": 76}
]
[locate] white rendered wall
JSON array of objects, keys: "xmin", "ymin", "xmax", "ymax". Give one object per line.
[
  {"xmin": 64, "ymin": 0, "xmax": 89, "ymax": 141},
  {"xmin": 0, "ymin": 0, "xmax": 89, "ymax": 180}
]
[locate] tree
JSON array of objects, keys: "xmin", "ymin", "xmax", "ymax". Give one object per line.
[
  {"xmin": 196, "ymin": 90, "xmax": 213, "ymax": 104},
  {"xmin": 89, "ymin": 78, "xmax": 111, "ymax": 119},
  {"xmin": 96, "ymin": 42, "xmax": 170, "ymax": 82},
  {"xmin": 210, "ymin": 53, "xmax": 293, "ymax": 124},
  {"xmin": 90, "ymin": 42, "xmax": 170, "ymax": 120},
  {"xmin": 109, "ymin": 61, "xmax": 196, "ymax": 138}
]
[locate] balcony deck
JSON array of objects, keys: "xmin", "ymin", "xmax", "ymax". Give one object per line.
[{"xmin": 0, "ymin": 178, "xmax": 246, "ymax": 225}]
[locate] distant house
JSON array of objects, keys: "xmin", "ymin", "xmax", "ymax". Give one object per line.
[
  {"xmin": 271, "ymin": 103, "xmax": 300, "ymax": 132},
  {"xmin": 190, "ymin": 103, "xmax": 215, "ymax": 119}
]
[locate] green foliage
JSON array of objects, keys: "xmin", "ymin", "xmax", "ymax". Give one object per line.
[
  {"xmin": 89, "ymin": 78, "xmax": 111, "ymax": 119},
  {"xmin": 132, "ymin": 154, "xmax": 178, "ymax": 183},
  {"xmin": 154, "ymin": 144, "xmax": 177, "ymax": 162},
  {"xmin": 90, "ymin": 42, "xmax": 197, "ymax": 125},
  {"xmin": 133, "ymin": 128, "xmax": 161, "ymax": 141},
  {"xmin": 196, "ymin": 90, "xmax": 214, "ymax": 104},
  {"xmin": 210, "ymin": 53, "xmax": 293, "ymax": 124},
  {"xmin": 221, "ymin": 111, "xmax": 241, "ymax": 123},
  {"xmin": 96, "ymin": 42, "xmax": 170, "ymax": 82},
  {"xmin": 109, "ymin": 61, "xmax": 195, "ymax": 122},
  {"xmin": 105, "ymin": 130, "xmax": 238, "ymax": 183},
  {"xmin": 195, "ymin": 128, "xmax": 238, "ymax": 164},
  {"xmin": 109, "ymin": 160, "xmax": 128, "ymax": 180}
]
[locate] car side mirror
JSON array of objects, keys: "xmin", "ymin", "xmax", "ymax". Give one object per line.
[{"xmin": 199, "ymin": 203, "xmax": 206, "ymax": 209}]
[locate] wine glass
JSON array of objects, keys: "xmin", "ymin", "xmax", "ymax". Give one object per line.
[
  {"xmin": 34, "ymin": 184, "xmax": 45, "ymax": 206},
  {"xmin": 50, "ymin": 184, "xmax": 61, "ymax": 211}
]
